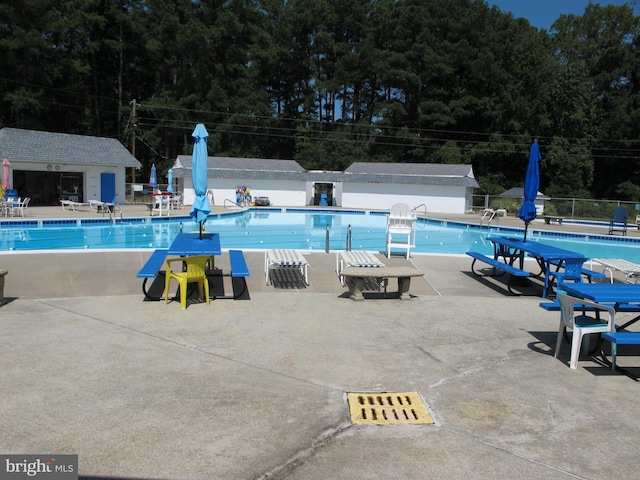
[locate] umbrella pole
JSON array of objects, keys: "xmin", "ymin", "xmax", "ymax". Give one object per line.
[
  {"xmin": 520, "ymin": 222, "xmax": 530, "ymax": 269},
  {"xmin": 199, "ymin": 221, "xmax": 203, "ymax": 240}
]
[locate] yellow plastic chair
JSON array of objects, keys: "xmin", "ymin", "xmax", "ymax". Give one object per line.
[{"xmin": 164, "ymin": 255, "xmax": 210, "ymax": 309}]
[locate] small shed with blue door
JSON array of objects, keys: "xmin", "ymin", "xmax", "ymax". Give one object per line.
[{"xmin": 0, "ymin": 127, "xmax": 141, "ymax": 206}]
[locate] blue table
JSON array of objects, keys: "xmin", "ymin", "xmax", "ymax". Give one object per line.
[
  {"xmin": 561, "ymin": 283, "xmax": 640, "ymax": 330},
  {"xmin": 167, "ymin": 232, "xmax": 221, "ymax": 256},
  {"xmin": 488, "ymin": 236, "xmax": 587, "ymax": 298},
  {"xmin": 562, "ymin": 283, "xmax": 640, "ymax": 304}
]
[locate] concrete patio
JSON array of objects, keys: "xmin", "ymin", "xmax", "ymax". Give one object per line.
[{"xmin": 0, "ymin": 206, "xmax": 639, "ymax": 479}]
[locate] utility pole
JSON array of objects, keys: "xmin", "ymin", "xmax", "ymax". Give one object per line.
[{"xmin": 130, "ymin": 99, "xmax": 138, "ymax": 203}]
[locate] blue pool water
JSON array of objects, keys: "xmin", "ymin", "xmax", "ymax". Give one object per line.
[{"xmin": 1, "ymin": 208, "xmax": 639, "ymax": 262}]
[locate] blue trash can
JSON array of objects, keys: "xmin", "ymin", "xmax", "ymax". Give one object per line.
[{"xmin": 320, "ymin": 193, "xmax": 328, "ymax": 206}]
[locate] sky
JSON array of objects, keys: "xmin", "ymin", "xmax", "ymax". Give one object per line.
[{"xmin": 486, "ymin": 1, "xmax": 640, "ymax": 30}]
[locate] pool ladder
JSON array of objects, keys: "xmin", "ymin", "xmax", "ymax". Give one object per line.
[{"xmin": 480, "ymin": 209, "xmax": 500, "ymax": 226}]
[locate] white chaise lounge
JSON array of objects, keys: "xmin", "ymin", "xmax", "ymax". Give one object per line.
[
  {"xmin": 265, "ymin": 249, "xmax": 309, "ymax": 286},
  {"xmin": 336, "ymin": 250, "xmax": 385, "ymax": 287}
]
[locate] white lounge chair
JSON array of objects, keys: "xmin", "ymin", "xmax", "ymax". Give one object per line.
[
  {"xmin": 61, "ymin": 199, "xmax": 89, "ymax": 211},
  {"xmin": 89, "ymin": 199, "xmax": 105, "ymax": 212},
  {"xmin": 265, "ymin": 249, "xmax": 309, "ymax": 286},
  {"xmin": 593, "ymin": 258, "xmax": 640, "ymax": 284},
  {"xmin": 386, "ymin": 203, "xmax": 416, "ymax": 258},
  {"xmin": 336, "ymin": 251, "xmax": 385, "ymax": 287}
]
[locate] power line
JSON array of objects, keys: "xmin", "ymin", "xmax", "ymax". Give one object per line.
[{"xmin": 4, "ymin": 77, "xmax": 640, "ymax": 159}]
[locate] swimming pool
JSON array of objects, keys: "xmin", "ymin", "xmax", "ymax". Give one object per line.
[{"xmin": 1, "ymin": 208, "xmax": 639, "ymax": 262}]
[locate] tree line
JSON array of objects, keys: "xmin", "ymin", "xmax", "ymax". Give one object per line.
[{"xmin": 1, "ymin": 0, "xmax": 639, "ymax": 200}]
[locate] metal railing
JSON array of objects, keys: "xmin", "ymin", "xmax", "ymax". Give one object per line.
[
  {"xmin": 472, "ymin": 194, "xmax": 638, "ymax": 222},
  {"xmin": 412, "ymin": 204, "xmax": 427, "ymax": 215},
  {"xmin": 224, "ymin": 198, "xmax": 243, "ymax": 208}
]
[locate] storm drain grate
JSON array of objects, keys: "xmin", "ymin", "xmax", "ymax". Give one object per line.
[{"xmin": 346, "ymin": 391, "xmax": 434, "ymax": 425}]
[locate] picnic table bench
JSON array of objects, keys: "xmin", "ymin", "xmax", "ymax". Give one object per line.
[
  {"xmin": 602, "ymin": 331, "xmax": 640, "ymax": 370},
  {"xmin": 543, "ymin": 215, "xmax": 564, "ymax": 225},
  {"xmin": 0, "ymin": 268, "xmax": 7, "ymax": 304},
  {"xmin": 466, "ymin": 251, "xmax": 532, "ymax": 295},
  {"xmin": 218, "ymin": 249, "xmax": 251, "ymax": 299},
  {"xmin": 539, "ymin": 300, "xmax": 640, "ymax": 313},
  {"xmin": 340, "ymin": 266, "xmax": 424, "ymax": 301},
  {"xmin": 137, "ymin": 249, "xmax": 169, "ymax": 300}
]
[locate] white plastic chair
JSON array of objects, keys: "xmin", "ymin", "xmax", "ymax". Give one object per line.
[
  {"xmin": 170, "ymin": 193, "xmax": 182, "ymax": 210},
  {"xmin": 386, "ymin": 203, "xmax": 416, "ymax": 258},
  {"xmin": 555, "ymin": 293, "xmax": 616, "ymax": 369},
  {"xmin": 13, "ymin": 197, "xmax": 30, "ymax": 217}
]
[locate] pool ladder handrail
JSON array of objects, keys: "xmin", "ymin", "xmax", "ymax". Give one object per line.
[
  {"xmin": 412, "ymin": 204, "xmax": 427, "ymax": 215},
  {"xmin": 480, "ymin": 209, "xmax": 500, "ymax": 226},
  {"xmin": 103, "ymin": 203, "xmax": 123, "ymax": 223},
  {"xmin": 410, "ymin": 205, "xmax": 426, "ymax": 247},
  {"xmin": 224, "ymin": 198, "xmax": 244, "ymax": 208}
]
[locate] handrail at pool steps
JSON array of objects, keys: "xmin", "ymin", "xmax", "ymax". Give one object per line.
[
  {"xmin": 224, "ymin": 198, "xmax": 244, "ymax": 208},
  {"xmin": 412, "ymin": 204, "xmax": 427, "ymax": 215}
]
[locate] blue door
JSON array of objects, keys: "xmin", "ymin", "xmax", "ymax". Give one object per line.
[{"xmin": 100, "ymin": 172, "xmax": 116, "ymax": 203}]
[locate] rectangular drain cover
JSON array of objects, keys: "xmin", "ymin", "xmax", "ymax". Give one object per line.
[{"xmin": 347, "ymin": 391, "xmax": 434, "ymax": 425}]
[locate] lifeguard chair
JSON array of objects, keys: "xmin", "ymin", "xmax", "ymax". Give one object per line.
[{"xmin": 386, "ymin": 203, "xmax": 416, "ymax": 258}]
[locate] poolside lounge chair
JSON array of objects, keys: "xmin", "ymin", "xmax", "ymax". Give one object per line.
[
  {"xmin": 555, "ymin": 293, "xmax": 615, "ymax": 369},
  {"xmin": 593, "ymin": 258, "xmax": 640, "ymax": 284},
  {"xmin": 386, "ymin": 203, "xmax": 416, "ymax": 258},
  {"xmin": 336, "ymin": 250, "xmax": 385, "ymax": 287},
  {"xmin": 89, "ymin": 199, "xmax": 106, "ymax": 212},
  {"xmin": 61, "ymin": 199, "xmax": 89, "ymax": 211},
  {"xmin": 265, "ymin": 249, "xmax": 309, "ymax": 286},
  {"xmin": 608, "ymin": 206, "xmax": 628, "ymax": 235},
  {"xmin": 164, "ymin": 255, "xmax": 210, "ymax": 310}
]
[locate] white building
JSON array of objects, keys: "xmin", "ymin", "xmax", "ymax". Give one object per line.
[
  {"xmin": 0, "ymin": 127, "xmax": 141, "ymax": 205},
  {"xmin": 172, "ymin": 156, "xmax": 479, "ymax": 214}
]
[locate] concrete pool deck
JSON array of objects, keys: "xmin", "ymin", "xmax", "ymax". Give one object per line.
[{"xmin": 1, "ymin": 206, "xmax": 640, "ymax": 479}]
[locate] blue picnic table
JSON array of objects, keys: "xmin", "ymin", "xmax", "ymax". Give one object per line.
[
  {"xmin": 488, "ymin": 236, "xmax": 587, "ymax": 298},
  {"xmin": 137, "ymin": 233, "xmax": 250, "ymax": 300}
]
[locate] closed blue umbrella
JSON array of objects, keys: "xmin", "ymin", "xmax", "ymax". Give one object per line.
[
  {"xmin": 190, "ymin": 124, "xmax": 210, "ymax": 238},
  {"xmin": 519, "ymin": 140, "xmax": 541, "ymax": 242},
  {"xmin": 167, "ymin": 168, "xmax": 173, "ymax": 194},
  {"xmin": 149, "ymin": 164, "xmax": 158, "ymax": 190}
]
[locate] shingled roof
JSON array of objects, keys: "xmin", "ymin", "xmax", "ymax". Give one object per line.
[
  {"xmin": 344, "ymin": 162, "xmax": 478, "ymax": 187},
  {"xmin": 0, "ymin": 127, "xmax": 141, "ymax": 168},
  {"xmin": 173, "ymin": 156, "xmax": 479, "ymax": 188},
  {"xmin": 175, "ymin": 155, "xmax": 304, "ymax": 173}
]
